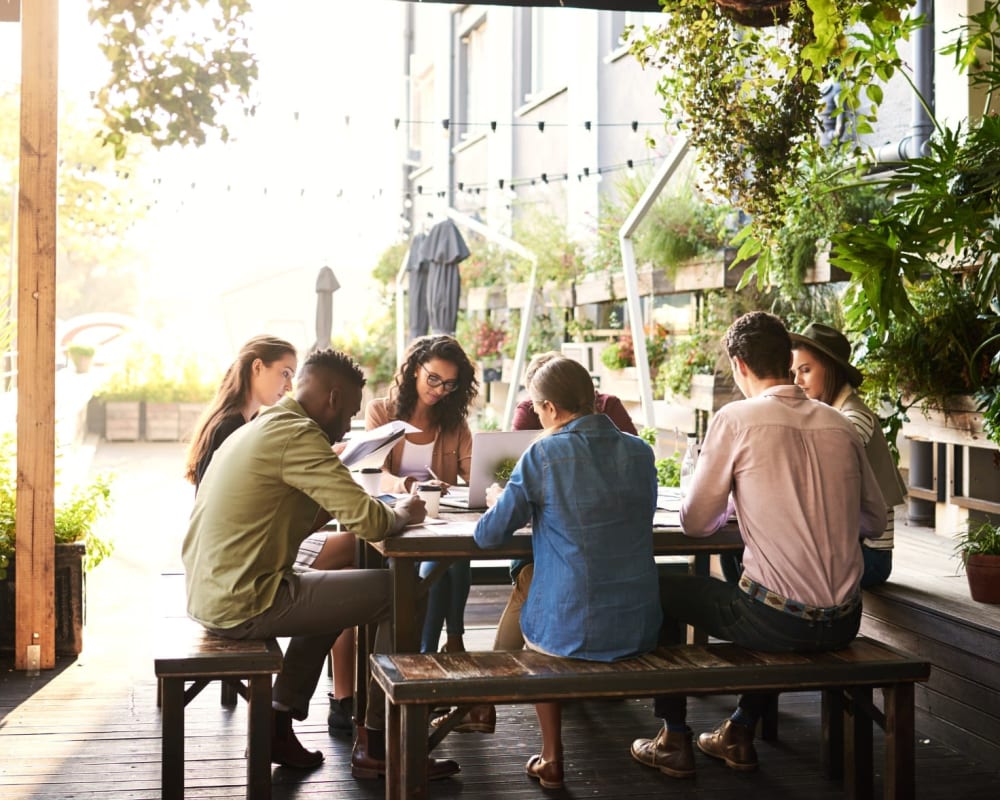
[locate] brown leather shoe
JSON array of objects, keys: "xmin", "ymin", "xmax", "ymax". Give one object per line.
[
  {"xmin": 351, "ymin": 727, "xmax": 460, "ymax": 781},
  {"xmin": 697, "ymin": 719, "xmax": 758, "ymax": 771},
  {"xmin": 271, "ymin": 710, "xmax": 324, "ymax": 769},
  {"xmin": 630, "ymin": 727, "xmax": 695, "ymax": 778},
  {"xmin": 430, "ymin": 704, "xmax": 496, "ymax": 734},
  {"xmin": 525, "ymin": 754, "xmax": 564, "ymax": 789}
]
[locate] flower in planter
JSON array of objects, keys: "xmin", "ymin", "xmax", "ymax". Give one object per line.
[{"xmin": 471, "ymin": 318, "xmax": 508, "ymax": 363}]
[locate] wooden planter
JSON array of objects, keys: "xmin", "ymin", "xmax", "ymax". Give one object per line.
[
  {"xmin": 145, "ymin": 402, "xmax": 181, "ymax": 441},
  {"xmin": 466, "ymin": 286, "xmax": 506, "ymax": 312},
  {"xmin": 900, "ymin": 395, "xmax": 992, "ymax": 448},
  {"xmin": 965, "ymin": 554, "xmax": 1000, "ymax": 604},
  {"xmin": 543, "ymin": 280, "xmax": 574, "ymax": 309},
  {"xmin": 681, "ymin": 373, "xmax": 743, "ymax": 413},
  {"xmin": 506, "ymin": 281, "xmax": 541, "ymax": 310},
  {"xmin": 104, "ymin": 401, "xmax": 141, "ymax": 442},
  {"xmin": 0, "ymin": 542, "xmax": 86, "ymax": 656},
  {"xmin": 178, "ymin": 402, "xmax": 206, "ymax": 443}
]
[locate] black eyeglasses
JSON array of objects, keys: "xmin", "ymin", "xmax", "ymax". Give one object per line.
[{"xmin": 420, "ymin": 364, "xmax": 459, "ymax": 393}]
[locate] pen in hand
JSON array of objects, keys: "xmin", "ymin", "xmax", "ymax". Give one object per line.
[{"xmin": 424, "ymin": 465, "xmax": 449, "ymax": 495}]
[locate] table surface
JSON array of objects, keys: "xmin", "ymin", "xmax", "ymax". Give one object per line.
[{"xmin": 367, "ymin": 509, "xmax": 743, "ymax": 559}]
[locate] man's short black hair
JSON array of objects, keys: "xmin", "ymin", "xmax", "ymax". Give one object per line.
[
  {"xmin": 723, "ymin": 311, "xmax": 791, "ymax": 380},
  {"xmin": 303, "ymin": 349, "xmax": 366, "ymax": 388}
]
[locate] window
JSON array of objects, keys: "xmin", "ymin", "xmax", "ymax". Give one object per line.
[
  {"xmin": 458, "ymin": 21, "xmax": 488, "ymax": 139},
  {"xmin": 410, "ymin": 63, "xmax": 434, "ymax": 159},
  {"xmin": 525, "ymin": 9, "xmax": 566, "ymax": 103}
]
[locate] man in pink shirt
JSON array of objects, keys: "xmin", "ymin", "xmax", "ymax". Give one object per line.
[{"xmin": 631, "ymin": 311, "xmax": 886, "ymax": 780}]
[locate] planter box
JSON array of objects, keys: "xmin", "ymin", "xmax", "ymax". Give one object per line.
[
  {"xmin": 543, "ymin": 280, "xmax": 574, "ymax": 308},
  {"xmin": 599, "ymin": 365, "xmax": 640, "ymax": 402},
  {"xmin": 678, "ymin": 373, "xmax": 743, "ymax": 413},
  {"xmin": 611, "ymin": 264, "xmax": 676, "ymax": 298},
  {"xmin": 900, "ymin": 396, "xmax": 995, "ymax": 449},
  {"xmin": 803, "ymin": 246, "xmax": 851, "ymax": 284},
  {"xmin": 179, "ymin": 402, "xmax": 207, "ymax": 442},
  {"xmin": 104, "ymin": 401, "xmax": 141, "ymax": 442},
  {"xmin": 574, "ymin": 271, "xmax": 615, "ymax": 305},
  {"xmin": 145, "ymin": 402, "xmax": 181, "ymax": 441},
  {"xmin": 670, "ymin": 248, "xmax": 749, "ymax": 293},
  {"xmin": 561, "ymin": 342, "xmax": 605, "ymax": 374},
  {"xmin": 466, "ymin": 286, "xmax": 507, "ymax": 312},
  {"xmin": 506, "ymin": 281, "xmax": 542, "ymax": 310},
  {"xmin": 1, "ymin": 542, "xmax": 86, "ymax": 656}
]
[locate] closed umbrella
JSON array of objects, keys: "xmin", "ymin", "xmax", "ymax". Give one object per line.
[
  {"xmin": 406, "ymin": 232, "xmax": 430, "ymax": 342},
  {"xmin": 310, "ymin": 266, "xmax": 340, "ymax": 353},
  {"xmin": 423, "ymin": 219, "xmax": 469, "ymax": 336}
]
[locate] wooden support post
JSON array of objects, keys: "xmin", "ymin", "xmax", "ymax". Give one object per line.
[{"xmin": 14, "ymin": 0, "xmax": 59, "ymax": 671}]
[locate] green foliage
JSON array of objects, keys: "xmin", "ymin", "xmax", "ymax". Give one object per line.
[
  {"xmin": 372, "ymin": 240, "xmax": 411, "ymax": 295},
  {"xmin": 461, "ymin": 241, "xmax": 517, "ymax": 288},
  {"xmin": 601, "ymin": 332, "xmax": 634, "ymax": 370},
  {"xmin": 631, "ymin": 0, "xmax": 916, "ymax": 237},
  {"xmin": 658, "ymin": 333, "xmax": 719, "ymax": 398},
  {"xmin": 332, "ymin": 313, "xmax": 397, "ymax": 389},
  {"xmin": 511, "ymin": 206, "xmax": 585, "ymax": 285},
  {"xmin": 598, "ymin": 168, "xmax": 729, "ymax": 275},
  {"xmin": 493, "ymin": 457, "xmax": 518, "ymax": 485},
  {"xmin": 955, "ymin": 519, "xmax": 1000, "ymax": 562},
  {"xmin": 0, "ymin": 435, "xmax": 114, "ymax": 580},
  {"xmin": 656, "ymin": 454, "xmax": 681, "ymax": 488},
  {"xmin": 95, "ymin": 344, "xmax": 216, "ymax": 402},
  {"xmin": 855, "ymin": 273, "xmax": 1000, "ymax": 413},
  {"xmin": 66, "ymin": 344, "xmax": 96, "ymax": 359},
  {"xmin": 89, "ymin": 0, "xmax": 259, "ymax": 159},
  {"xmin": 638, "ymin": 427, "xmax": 657, "ymax": 447}
]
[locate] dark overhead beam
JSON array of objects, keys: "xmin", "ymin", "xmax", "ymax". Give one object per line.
[{"xmin": 400, "ymin": 1, "xmax": 666, "ymax": 11}]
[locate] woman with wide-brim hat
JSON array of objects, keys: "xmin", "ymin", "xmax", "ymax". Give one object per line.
[{"xmin": 790, "ymin": 323, "xmax": 907, "ymax": 588}]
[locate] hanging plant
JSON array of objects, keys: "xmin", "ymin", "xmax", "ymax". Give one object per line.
[{"xmin": 628, "ymin": 0, "xmax": 919, "ymax": 288}]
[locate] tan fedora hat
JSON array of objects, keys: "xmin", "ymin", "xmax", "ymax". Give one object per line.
[{"xmin": 789, "ymin": 323, "xmax": 864, "ymax": 387}]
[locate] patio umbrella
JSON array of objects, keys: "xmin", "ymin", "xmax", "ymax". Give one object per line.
[
  {"xmin": 310, "ymin": 266, "xmax": 340, "ymax": 353},
  {"xmin": 406, "ymin": 231, "xmax": 430, "ymax": 341},
  {"xmin": 423, "ymin": 219, "xmax": 469, "ymax": 336}
]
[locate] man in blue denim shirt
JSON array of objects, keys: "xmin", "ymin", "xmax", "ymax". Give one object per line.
[{"xmin": 473, "ymin": 356, "xmax": 661, "ymax": 789}]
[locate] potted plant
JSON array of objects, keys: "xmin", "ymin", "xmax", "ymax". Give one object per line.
[
  {"xmin": 66, "ymin": 343, "xmax": 96, "ymax": 374},
  {"xmin": 0, "ymin": 434, "xmax": 114, "ymax": 654},
  {"xmin": 955, "ymin": 520, "xmax": 1000, "ymax": 604}
]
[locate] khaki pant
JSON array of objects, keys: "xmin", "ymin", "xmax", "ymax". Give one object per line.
[{"xmin": 493, "ymin": 563, "xmax": 533, "ymax": 651}]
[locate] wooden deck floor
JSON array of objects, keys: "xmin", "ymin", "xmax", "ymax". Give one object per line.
[{"xmin": 2, "ymin": 441, "xmax": 1000, "ymax": 799}]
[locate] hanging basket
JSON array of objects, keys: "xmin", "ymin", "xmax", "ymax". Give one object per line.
[{"xmin": 714, "ymin": 0, "xmax": 791, "ymax": 28}]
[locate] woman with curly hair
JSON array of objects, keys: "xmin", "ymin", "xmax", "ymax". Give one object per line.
[{"xmin": 366, "ymin": 334, "xmax": 478, "ymax": 653}]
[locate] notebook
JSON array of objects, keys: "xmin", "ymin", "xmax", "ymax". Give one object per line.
[{"xmin": 439, "ymin": 429, "xmax": 539, "ymax": 509}]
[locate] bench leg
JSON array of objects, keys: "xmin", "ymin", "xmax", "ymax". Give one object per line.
[
  {"xmin": 882, "ymin": 683, "xmax": 915, "ymax": 800},
  {"xmin": 161, "ymin": 678, "xmax": 185, "ymax": 800},
  {"xmin": 821, "ymin": 688, "xmax": 845, "ymax": 780},
  {"xmin": 844, "ymin": 687, "xmax": 874, "ymax": 800},
  {"xmin": 245, "ymin": 676, "xmax": 273, "ymax": 800},
  {"xmin": 392, "ymin": 702, "xmax": 429, "ymax": 800}
]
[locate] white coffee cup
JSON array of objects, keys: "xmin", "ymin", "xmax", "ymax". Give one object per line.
[
  {"xmin": 417, "ymin": 483, "xmax": 442, "ymax": 518},
  {"xmin": 355, "ymin": 467, "xmax": 382, "ymax": 496}
]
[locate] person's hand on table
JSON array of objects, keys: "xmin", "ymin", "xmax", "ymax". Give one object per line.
[
  {"xmin": 394, "ymin": 493, "xmax": 427, "ymax": 527},
  {"xmin": 485, "ymin": 482, "xmax": 503, "ymax": 509}
]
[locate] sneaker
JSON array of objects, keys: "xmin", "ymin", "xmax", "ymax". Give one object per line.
[{"xmin": 327, "ymin": 694, "xmax": 354, "ymax": 736}]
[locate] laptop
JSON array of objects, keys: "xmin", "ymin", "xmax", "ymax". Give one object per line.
[{"xmin": 440, "ymin": 429, "xmax": 539, "ymax": 509}]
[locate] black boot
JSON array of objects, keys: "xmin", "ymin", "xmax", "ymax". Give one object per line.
[
  {"xmin": 271, "ymin": 709, "xmax": 324, "ymax": 769},
  {"xmin": 327, "ymin": 693, "xmax": 354, "ymax": 736}
]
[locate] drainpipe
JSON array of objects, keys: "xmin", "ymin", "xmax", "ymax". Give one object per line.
[{"xmin": 874, "ymin": 0, "xmax": 934, "ymax": 165}]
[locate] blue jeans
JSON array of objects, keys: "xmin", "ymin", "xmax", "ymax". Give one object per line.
[
  {"xmin": 419, "ymin": 559, "xmax": 472, "ymax": 653},
  {"xmin": 652, "ymin": 573, "xmax": 861, "ymax": 724},
  {"xmin": 860, "ymin": 545, "xmax": 892, "ymax": 588}
]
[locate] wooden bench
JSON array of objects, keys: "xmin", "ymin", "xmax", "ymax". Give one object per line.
[
  {"xmin": 154, "ymin": 618, "xmax": 283, "ymax": 800},
  {"xmin": 371, "ymin": 637, "xmax": 930, "ymax": 800}
]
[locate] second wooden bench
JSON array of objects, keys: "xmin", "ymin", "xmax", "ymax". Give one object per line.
[
  {"xmin": 154, "ymin": 618, "xmax": 283, "ymax": 800},
  {"xmin": 371, "ymin": 637, "xmax": 930, "ymax": 800}
]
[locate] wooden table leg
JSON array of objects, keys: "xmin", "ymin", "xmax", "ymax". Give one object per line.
[
  {"xmin": 355, "ymin": 539, "xmax": 381, "ymax": 725},
  {"xmin": 161, "ymin": 678, "xmax": 185, "ymax": 800},
  {"xmin": 882, "ymin": 683, "xmax": 915, "ymax": 800},
  {"xmin": 246, "ymin": 675, "xmax": 273, "ymax": 800},
  {"xmin": 844, "ymin": 686, "xmax": 874, "ymax": 800},
  {"xmin": 821, "ymin": 688, "xmax": 845, "ymax": 779},
  {"xmin": 391, "ymin": 557, "xmax": 421, "ymax": 652},
  {"xmin": 689, "ymin": 554, "xmax": 710, "ymax": 644}
]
